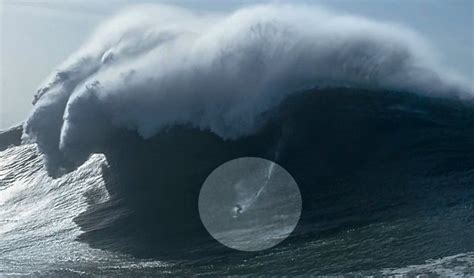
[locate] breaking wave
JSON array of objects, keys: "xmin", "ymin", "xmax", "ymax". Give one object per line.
[
  {"xmin": 3, "ymin": 3, "xmax": 474, "ymax": 275},
  {"xmin": 22, "ymin": 4, "xmax": 472, "ymax": 176}
]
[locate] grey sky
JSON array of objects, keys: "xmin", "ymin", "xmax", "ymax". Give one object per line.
[{"xmin": 1, "ymin": 0, "xmax": 472, "ymax": 129}]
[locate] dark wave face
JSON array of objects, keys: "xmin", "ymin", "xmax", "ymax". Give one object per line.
[
  {"xmin": 1, "ymin": 87, "xmax": 474, "ymax": 276},
  {"xmin": 67, "ymin": 87, "xmax": 474, "ymax": 273}
]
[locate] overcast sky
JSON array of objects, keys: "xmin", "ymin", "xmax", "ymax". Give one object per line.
[{"xmin": 1, "ymin": 0, "xmax": 473, "ymax": 129}]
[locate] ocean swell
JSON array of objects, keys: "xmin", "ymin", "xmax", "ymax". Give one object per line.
[{"xmin": 22, "ymin": 4, "xmax": 472, "ymax": 176}]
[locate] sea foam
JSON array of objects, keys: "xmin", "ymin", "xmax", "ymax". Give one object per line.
[{"xmin": 23, "ymin": 4, "xmax": 473, "ymax": 176}]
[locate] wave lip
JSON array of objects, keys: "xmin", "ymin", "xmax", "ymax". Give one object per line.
[
  {"xmin": 0, "ymin": 124, "xmax": 23, "ymax": 152},
  {"xmin": 22, "ymin": 4, "xmax": 473, "ymax": 176}
]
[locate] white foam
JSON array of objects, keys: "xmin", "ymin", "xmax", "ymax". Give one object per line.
[
  {"xmin": 23, "ymin": 4, "xmax": 473, "ymax": 175},
  {"xmin": 382, "ymin": 252, "xmax": 474, "ymax": 277}
]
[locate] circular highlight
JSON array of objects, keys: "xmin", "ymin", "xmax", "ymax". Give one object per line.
[{"xmin": 198, "ymin": 157, "xmax": 302, "ymax": 251}]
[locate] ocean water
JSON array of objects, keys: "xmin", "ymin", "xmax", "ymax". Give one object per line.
[{"xmin": 2, "ymin": 88, "xmax": 474, "ymax": 276}]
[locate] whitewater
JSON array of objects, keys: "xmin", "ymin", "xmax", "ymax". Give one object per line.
[{"xmin": 22, "ymin": 4, "xmax": 472, "ymax": 176}]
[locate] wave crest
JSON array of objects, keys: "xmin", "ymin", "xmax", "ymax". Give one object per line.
[{"xmin": 23, "ymin": 4, "xmax": 472, "ymax": 176}]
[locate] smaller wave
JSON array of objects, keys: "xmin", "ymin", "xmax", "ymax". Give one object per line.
[
  {"xmin": 382, "ymin": 252, "xmax": 474, "ymax": 277},
  {"xmin": 0, "ymin": 124, "xmax": 22, "ymax": 152}
]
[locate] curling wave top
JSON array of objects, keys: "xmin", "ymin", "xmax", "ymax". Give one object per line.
[{"xmin": 22, "ymin": 4, "xmax": 473, "ymax": 176}]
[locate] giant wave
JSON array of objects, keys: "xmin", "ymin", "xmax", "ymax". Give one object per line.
[{"xmin": 2, "ymin": 4, "xmax": 474, "ymax": 274}]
